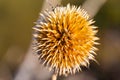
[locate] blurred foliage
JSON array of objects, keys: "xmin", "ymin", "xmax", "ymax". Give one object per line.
[
  {"xmin": 95, "ymin": 0, "xmax": 120, "ymax": 28},
  {"xmin": 62, "ymin": 0, "xmax": 84, "ymax": 5},
  {"xmin": 0, "ymin": 0, "xmax": 43, "ymax": 58}
]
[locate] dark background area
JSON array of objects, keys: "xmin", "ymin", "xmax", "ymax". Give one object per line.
[{"xmin": 0, "ymin": 0, "xmax": 120, "ymax": 80}]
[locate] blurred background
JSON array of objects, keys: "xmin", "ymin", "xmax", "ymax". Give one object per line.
[{"xmin": 0, "ymin": 0, "xmax": 120, "ymax": 80}]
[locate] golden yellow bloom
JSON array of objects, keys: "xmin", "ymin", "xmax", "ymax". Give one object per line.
[{"xmin": 33, "ymin": 4, "xmax": 99, "ymax": 76}]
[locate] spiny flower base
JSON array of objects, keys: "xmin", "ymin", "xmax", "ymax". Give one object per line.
[{"xmin": 33, "ymin": 4, "xmax": 99, "ymax": 76}]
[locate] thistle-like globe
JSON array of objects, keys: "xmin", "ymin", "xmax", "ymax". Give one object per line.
[{"xmin": 33, "ymin": 4, "xmax": 99, "ymax": 76}]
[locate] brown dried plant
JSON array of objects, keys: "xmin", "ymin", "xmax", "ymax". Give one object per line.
[{"xmin": 33, "ymin": 4, "xmax": 99, "ymax": 76}]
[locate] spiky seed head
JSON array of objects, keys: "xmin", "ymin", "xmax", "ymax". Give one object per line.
[{"xmin": 33, "ymin": 4, "xmax": 99, "ymax": 76}]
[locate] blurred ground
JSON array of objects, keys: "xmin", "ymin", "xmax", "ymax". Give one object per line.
[{"xmin": 0, "ymin": 0, "xmax": 120, "ymax": 80}]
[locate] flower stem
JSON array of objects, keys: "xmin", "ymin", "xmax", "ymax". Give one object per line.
[{"xmin": 52, "ymin": 73, "xmax": 57, "ymax": 80}]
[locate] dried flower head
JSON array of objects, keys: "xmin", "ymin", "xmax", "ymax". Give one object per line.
[{"xmin": 33, "ymin": 4, "xmax": 99, "ymax": 76}]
